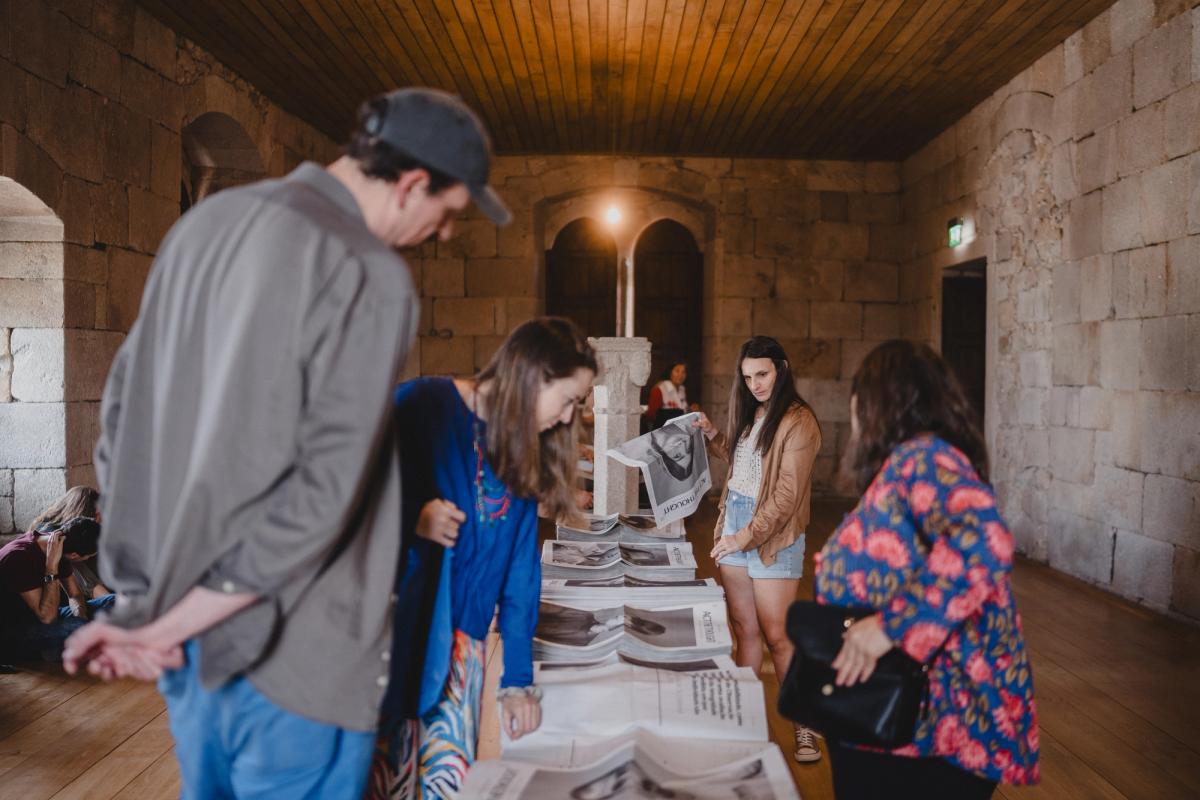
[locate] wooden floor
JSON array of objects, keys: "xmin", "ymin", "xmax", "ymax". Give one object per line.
[{"xmin": 2, "ymin": 497, "xmax": 1198, "ymax": 799}]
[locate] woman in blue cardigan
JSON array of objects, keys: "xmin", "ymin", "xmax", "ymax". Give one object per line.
[{"xmin": 370, "ymin": 317, "xmax": 597, "ymax": 800}]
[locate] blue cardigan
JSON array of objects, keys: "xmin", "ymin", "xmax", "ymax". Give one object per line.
[{"xmin": 383, "ymin": 377, "xmax": 540, "ymax": 718}]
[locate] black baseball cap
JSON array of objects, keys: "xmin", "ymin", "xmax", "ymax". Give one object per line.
[{"xmin": 364, "ymin": 88, "xmax": 511, "ymax": 225}]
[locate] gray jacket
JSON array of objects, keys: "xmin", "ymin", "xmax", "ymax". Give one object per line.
[{"xmin": 96, "ymin": 163, "xmax": 416, "ymax": 730}]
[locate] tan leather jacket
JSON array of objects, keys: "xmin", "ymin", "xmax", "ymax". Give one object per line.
[{"xmin": 709, "ymin": 403, "xmax": 821, "ymax": 566}]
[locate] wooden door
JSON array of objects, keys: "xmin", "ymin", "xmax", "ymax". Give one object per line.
[{"xmin": 941, "ymin": 264, "xmax": 987, "ymax": 429}]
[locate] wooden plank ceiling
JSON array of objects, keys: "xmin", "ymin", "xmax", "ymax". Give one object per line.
[{"xmin": 139, "ymin": 0, "xmax": 1119, "ymax": 160}]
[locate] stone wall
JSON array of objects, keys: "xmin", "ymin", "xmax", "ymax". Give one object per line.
[
  {"xmin": 0, "ymin": 0, "xmax": 337, "ymax": 532},
  {"xmin": 402, "ymin": 156, "xmax": 905, "ymax": 491},
  {"xmin": 899, "ymin": 0, "xmax": 1200, "ymax": 621}
]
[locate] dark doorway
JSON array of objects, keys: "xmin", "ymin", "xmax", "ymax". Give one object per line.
[
  {"xmin": 941, "ymin": 259, "xmax": 986, "ymax": 430},
  {"xmin": 545, "ymin": 218, "xmax": 618, "ymax": 339},
  {"xmin": 634, "ymin": 220, "xmax": 703, "ymax": 408}
]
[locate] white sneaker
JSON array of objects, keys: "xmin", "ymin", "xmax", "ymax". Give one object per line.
[{"xmin": 794, "ymin": 726, "xmax": 822, "ymax": 763}]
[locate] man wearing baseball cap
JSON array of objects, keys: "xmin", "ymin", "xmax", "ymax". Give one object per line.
[{"xmin": 63, "ymin": 88, "xmax": 507, "ymax": 798}]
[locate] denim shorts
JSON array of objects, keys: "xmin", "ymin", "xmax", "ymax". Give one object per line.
[{"xmin": 718, "ymin": 488, "xmax": 806, "ymax": 579}]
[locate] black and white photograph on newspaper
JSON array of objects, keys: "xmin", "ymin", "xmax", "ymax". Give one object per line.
[{"xmin": 606, "ymin": 412, "xmax": 711, "ymax": 527}]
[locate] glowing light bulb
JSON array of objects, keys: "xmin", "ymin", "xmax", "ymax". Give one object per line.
[{"xmin": 605, "ymin": 206, "xmax": 622, "ymax": 227}]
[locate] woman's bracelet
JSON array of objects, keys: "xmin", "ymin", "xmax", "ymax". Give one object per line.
[{"xmin": 496, "ymin": 685, "xmax": 543, "ymax": 701}]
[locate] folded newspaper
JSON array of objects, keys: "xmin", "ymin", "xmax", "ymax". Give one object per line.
[
  {"xmin": 607, "ymin": 412, "xmax": 712, "ymax": 527},
  {"xmin": 557, "ymin": 513, "xmax": 687, "ymax": 544},
  {"xmin": 468, "ymin": 731, "xmax": 799, "ymax": 799},
  {"xmin": 535, "ymin": 653, "xmax": 738, "ymax": 675},
  {"xmin": 533, "ymin": 600, "xmax": 731, "ymax": 663},
  {"xmin": 541, "ymin": 577, "xmax": 724, "ymax": 609},
  {"xmin": 542, "ymin": 541, "xmax": 697, "ymax": 581},
  {"xmin": 505, "ymin": 662, "xmax": 768, "ymax": 749}
]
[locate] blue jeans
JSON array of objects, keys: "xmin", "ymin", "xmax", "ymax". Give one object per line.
[
  {"xmin": 1, "ymin": 594, "xmax": 116, "ymax": 661},
  {"xmin": 718, "ymin": 489, "xmax": 806, "ymax": 579},
  {"xmin": 159, "ymin": 641, "xmax": 375, "ymax": 800}
]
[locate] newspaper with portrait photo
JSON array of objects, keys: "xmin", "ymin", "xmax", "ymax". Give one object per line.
[
  {"xmin": 541, "ymin": 576, "xmax": 724, "ymax": 608},
  {"xmin": 606, "ymin": 412, "xmax": 711, "ymax": 527},
  {"xmin": 533, "ymin": 601, "xmax": 731, "ymax": 664}
]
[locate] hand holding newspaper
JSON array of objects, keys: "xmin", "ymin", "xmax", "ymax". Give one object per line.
[{"xmin": 606, "ymin": 412, "xmax": 712, "ymax": 527}]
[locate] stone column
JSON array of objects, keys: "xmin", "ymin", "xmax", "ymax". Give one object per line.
[{"xmin": 589, "ymin": 336, "xmax": 651, "ymax": 516}]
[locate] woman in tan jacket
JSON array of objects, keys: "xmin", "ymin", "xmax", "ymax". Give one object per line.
[{"xmin": 696, "ymin": 336, "xmax": 823, "ymax": 763}]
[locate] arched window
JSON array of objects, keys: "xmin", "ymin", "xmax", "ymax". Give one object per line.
[
  {"xmin": 181, "ymin": 112, "xmax": 266, "ymax": 212},
  {"xmin": 633, "ymin": 220, "xmax": 703, "ymax": 406},
  {"xmin": 545, "ymin": 218, "xmax": 619, "ymax": 339}
]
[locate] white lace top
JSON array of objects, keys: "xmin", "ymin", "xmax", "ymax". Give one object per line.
[{"xmin": 727, "ymin": 415, "xmax": 765, "ymax": 498}]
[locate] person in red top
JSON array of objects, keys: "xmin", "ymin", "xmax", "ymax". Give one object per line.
[
  {"xmin": 0, "ymin": 517, "xmax": 115, "ymax": 662},
  {"xmin": 644, "ymin": 362, "xmax": 694, "ymax": 429}
]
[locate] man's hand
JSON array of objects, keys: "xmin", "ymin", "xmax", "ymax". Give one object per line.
[
  {"xmin": 416, "ymin": 499, "xmax": 465, "ymax": 547},
  {"xmin": 500, "ymin": 693, "xmax": 542, "ymax": 740},
  {"xmin": 63, "ymin": 621, "xmax": 184, "ymax": 682},
  {"xmin": 44, "ymin": 531, "xmax": 65, "ymax": 573}
]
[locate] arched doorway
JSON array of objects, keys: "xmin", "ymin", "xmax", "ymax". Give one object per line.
[
  {"xmin": 634, "ymin": 219, "xmax": 703, "ymax": 407},
  {"xmin": 181, "ymin": 112, "xmax": 266, "ymax": 212},
  {"xmin": 545, "ymin": 218, "xmax": 618, "ymax": 339}
]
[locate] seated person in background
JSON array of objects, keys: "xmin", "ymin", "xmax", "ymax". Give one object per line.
[
  {"xmin": 28, "ymin": 486, "xmax": 110, "ymax": 599},
  {"xmin": 644, "ymin": 362, "xmax": 696, "ymax": 430},
  {"xmin": 0, "ymin": 517, "xmax": 116, "ymax": 662}
]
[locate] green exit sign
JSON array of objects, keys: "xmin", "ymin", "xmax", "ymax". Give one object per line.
[{"xmin": 948, "ymin": 217, "xmax": 964, "ymax": 247}]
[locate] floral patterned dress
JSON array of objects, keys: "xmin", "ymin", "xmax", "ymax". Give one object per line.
[{"xmin": 815, "ymin": 435, "xmax": 1040, "ymax": 785}]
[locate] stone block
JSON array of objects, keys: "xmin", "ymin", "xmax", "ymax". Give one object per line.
[
  {"xmin": 63, "ymin": 329, "xmax": 122, "ymax": 402},
  {"xmin": 10, "ymin": 328, "xmax": 63, "ymax": 402},
  {"xmin": 127, "ymin": 185, "xmax": 178, "ymax": 254},
  {"xmin": 1, "ymin": 124, "xmax": 64, "ymax": 211},
  {"xmin": 69, "ymin": 27, "xmax": 122, "ymax": 98},
  {"xmin": 862, "ymin": 304, "xmax": 899, "ymax": 339},
  {"xmin": 1097, "ymin": 465, "xmax": 1145, "ymax": 529},
  {"xmin": 1132, "ymin": 9, "xmax": 1191, "ymax": 109},
  {"xmin": 839, "ymin": 339, "xmax": 879, "ymax": 382},
  {"xmin": 721, "ymin": 256, "xmax": 774, "ymax": 298},
  {"xmin": 1140, "ymin": 157, "xmax": 1189, "ymax": 245},
  {"xmin": 810, "ymin": 302, "xmax": 863, "ymax": 340},
  {"xmin": 497, "ymin": 298, "xmax": 538, "ymax": 334},
  {"xmin": 465, "ymin": 258, "xmax": 536, "ymax": 298},
  {"xmin": 0, "ymin": 243, "xmax": 64, "ymax": 281},
  {"xmin": 497, "ymin": 223, "xmax": 533, "ymax": 259},
  {"xmin": 65, "ymin": 400, "xmax": 100, "ymax": 467},
  {"xmin": 0, "ymin": 57, "xmax": 27, "ymax": 135},
  {"xmin": 1140, "ymin": 315, "xmax": 1189, "ymax": 390},
  {"xmin": 0, "ymin": 279, "xmax": 64, "ymax": 328},
  {"xmin": 755, "ymin": 217, "xmax": 810, "ymax": 258},
  {"xmin": 26, "ymin": 80, "xmax": 105, "ymax": 185},
  {"xmin": 92, "ymin": 180, "xmax": 130, "ymax": 246},
  {"xmin": 1047, "ymin": 510, "xmax": 1115, "ymax": 585},
  {"xmin": 779, "ymin": 339, "xmax": 840, "ymax": 381},
  {"xmin": 1075, "ymin": 49, "xmax": 1131, "ymax": 137},
  {"xmin": 1050, "ymin": 426, "xmax": 1096, "ymax": 484},
  {"xmin": 433, "ymin": 298, "xmax": 498, "ymax": 337},
  {"xmin": 1112, "ymin": 530, "xmax": 1173, "ymax": 607},
  {"xmin": 1164, "ymin": 82, "xmax": 1200, "ymax": 158},
  {"xmin": 1189, "ymin": 314, "xmax": 1200, "ymax": 390},
  {"xmin": 847, "ymin": 193, "xmax": 900, "ymax": 225},
  {"xmin": 1172, "ymin": 546, "xmax": 1200, "ymax": 619},
  {"xmin": 1052, "ymin": 322, "xmax": 1100, "ymax": 386},
  {"xmin": 1065, "ymin": 191, "xmax": 1103, "ymax": 261},
  {"xmin": 103, "ymin": 102, "xmax": 151, "ymax": 189},
  {"xmin": 1102, "ymin": 175, "xmax": 1144, "ymax": 253},
  {"xmin": 472, "ymin": 335, "xmax": 504, "ymax": 372},
  {"xmin": 419, "ymin": 335, "xmax": 473, "ymax": 376},
  {"xmin": 150, "ymin": 125, "xmax": 183, "ymax": 201},
  {"xmin": 105, "ymin": 247, "xmax": 152, "ymax": 332},
  {"xmin": 807, "ymin": 161, "xmax": 864, "ymax": 192},
  {"xmin": 92, "ymin": 0, "xmax": 136, "ymax": 51},
  {"xmin": 747, "ymin": 187, "xmax": 817, "ymax": 220},
  {"xmin": 868, "ymin": 224, "xmax": 911, "ymax": 262},
  {"xmin": 1078, "ymin": 385, "xmax": 1115, "ymax": 429},
  {"xmin": 1165, "ymin": 236, "xmax": 1200, "ymax": 315},
  {"xmin": 711, "ymin": 298, "xmax": 752, "ymax": 337},
  {"xmin": 58, "ymin": 176, "xmax": 95, "ymax": 247},
  {"xmin": 1080, "ymin": 253, "xmax": 1113, "ymax": 321},
  {"xmin": 132, "ymin": 6, "xmax": 177, "ymax": 79},
  {"xmin": 752, "ymin": 299, "xmax": 809, "ymax": 339},
  {"xmin": 1099, "ymin": 318, "xmax": 1141, "ymax": 390},
  {"xmin": 1143, "ymin": 473, "xmax": 1200, "ymax": 547},
  {"xmin": 1018, "ymin": 388, "xmax": 1049, "ymax": 427},
  {"xmin": 1052, "ymin": 259, "xmax": 1082, "ymax": 323},
  {"xmin": 1075, "ymin": 126, "xmax": 1118, "ymax": 194},
  {"xmin": 1019, "ymin": 350, "xmax": 1052, "ymax": 388},
  {"xmin": 721, "ymin": 215, "xmax": 756, "ymax": 255},
  {"xmin": 1138, "ymin": 390, "xmax": 1200, "ymax": 479},
  {"xmin": 1016, "ymin": 282, "xmax": 1051, "ymax": 324},
  {"xmin": 13, "ymin": 467, "xmax": 66, "ymax": 531},
  {"xmin": 1110, "ymin": 0, "xmax": 1155, "ymax": 53},
  {"xmin": 421, "ymin": 258, "xmax": 465, "ymax": 297},
  {"xmin": 776, "ymin": 260, "xmax": 842, "ymax": 301},
  {"xmin": 0, "ymin": 402, "xmax": 66, "ymax": 468},
  {"xmin": 1114, "ymin": 245, "xmax": 1168, "ymax": 317},
  {"xmin": 792, "ymin": 377, "xmax": 850, "ymax": 423},
  {"xmin": 810, "ymin": 221, "xmax": 868, "ymax": 261},
  {"xmin": 10, "ymin": 1, "xmax": 69, "ymax": 86},
  {"xmin": 863, "ymin": 163, "xmax": 900, "ymax": 194},
  {"xmin": 819, "ymin": 192, "xmax": 848, "ymax": 223},
  {"xmin": 1052, "ymin": 141, "xmax": 1079, "ymax": 202},
  {"xmin": 1118, "ymin": 104, "xmax": 1166, "ymax": 177},
  {"xmin": 844, "ymin": 262, "xmax": 898, "ymax": 303}
]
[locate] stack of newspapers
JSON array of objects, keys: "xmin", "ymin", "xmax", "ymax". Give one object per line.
[
  {"xmin": 540, "ymin": 576, "xmax": 724, "ymax": 608},
  {"xmin": 541, "ymin": 540, "xmax": 697, "ymax": 581},
  {"xmin": 532, "ymin": 600, "xmax": 732, "ymax": 664},
  {"xmin": 556, "ymin": 512, "xmax": 687, "ymax": 543}
]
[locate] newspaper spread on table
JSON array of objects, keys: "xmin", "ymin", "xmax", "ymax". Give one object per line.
[
  {"xmin": 533, "ymin": 601, "xmax": 732, "ymax": 663},
  {"xmin": 542, "ymin": 541, "xmax": 697, "ymax": 581}
]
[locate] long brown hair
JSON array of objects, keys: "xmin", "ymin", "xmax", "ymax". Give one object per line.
[
  {"xmin": 844, "ymin": 339, "xmax": 988, "ymax": 494},
  {"xmin": 28, "ymin": 486, "xmax": 100, "ymax": 533},
  {"xmin": 726, "ymin": 336, "xmax": 814, "ymax": 453},
  {"xmin": 476, "ymin": 317, "xmax": 597, "ymax": 519}
]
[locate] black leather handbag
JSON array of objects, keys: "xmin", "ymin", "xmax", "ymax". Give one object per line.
[{"xmin": 777, "ymin": 602, "xmax": 934, "ymax": 748}]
